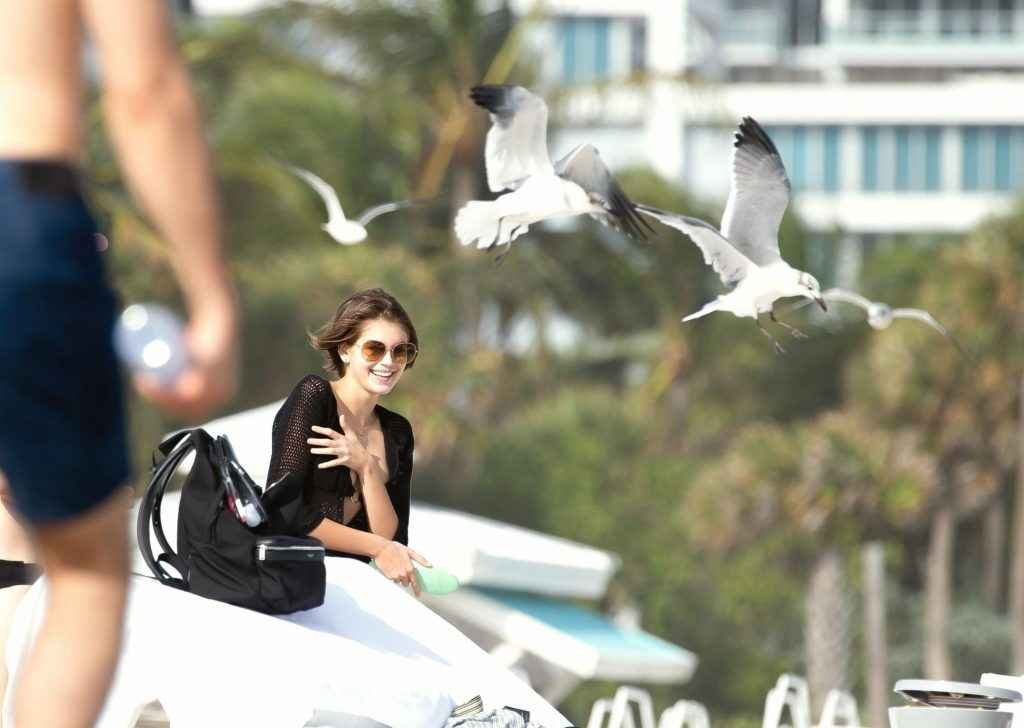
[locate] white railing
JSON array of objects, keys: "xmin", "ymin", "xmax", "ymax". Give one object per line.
[
  {"xmin": 842, "ymin": 9, "xmax": 1023, "ymax": 41},
  {"xmin": 659, "ymin": 700, "xmax": 711, "ymax": 728},
  {"xmin": 762, "ymin": 674, "xmax": 812, "ymax": 728}
]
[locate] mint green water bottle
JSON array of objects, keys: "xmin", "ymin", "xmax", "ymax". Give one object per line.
[{"xmin": 414, "ymin": 564, "xmax": 460, "ymax": 595}]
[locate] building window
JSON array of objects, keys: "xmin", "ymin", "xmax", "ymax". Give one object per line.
[
  {"xmin": 724, "ymin": 0, "xmax": 781, "ymax": 44},
  {"xmin": 557, "ymin": 17, "xmax": 646, "ymax": 84},
  {"xmin": 961, "ymin": 126, "xmax": 1024, "ymax": 191},
  {"xmin": 764, "ymin": 125, "xmax": 842, "ymax": 192},
  {"xmin": 860, "ymin": 126, "xmax": 942, "ymax": 192}
]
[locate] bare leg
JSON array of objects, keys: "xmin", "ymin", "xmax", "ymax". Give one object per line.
[
  {"xmin": 757, "ymin": 315, "xmax": 786, "ymax": 355},
  {"xmin": 770, "ymin": 309, "xmax": 809, "ymax": 339},
  {"xmin": 0, "ymin": 469, "xmax": 34, "ymax": 720},
  {"xmin": 13, "ymin": 490, "xmax": 130, "ymax": 728}
]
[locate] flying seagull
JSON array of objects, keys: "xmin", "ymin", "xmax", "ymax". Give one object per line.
[
  {"xmin": 455, "ymin": 84, "xmax": 652, "ymax": 260},
  {"xmin": 287, "ymin": 165, "xmax": 421, "ymax": 245},
  {"xmin": 801, "ymin": 287, "xmax": 969, "ymax": 356},
  {"xmin": 636, "ymin": 116, "xmax": 826, "ymax": 353}
]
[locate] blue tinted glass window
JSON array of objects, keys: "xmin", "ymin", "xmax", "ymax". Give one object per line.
[
  {"xmin": 962, "ymin": 126, "xmax": 979, "ymax": 191},
  {"xmin": 790, "ymin": 127, "xmax": 806, "ymax": 191},
  {"xmin": 561, "ymin": 19, "xmax": 577, "ymax": 82},
  {"xmin": 823, "ymin": 126, "xmax": 840, "ymax": 192},
  {"xmin": 594, "ymin": 19, "xmax": 609, "ymax": 78},
  {"xmin": 994, "ymin": 126, "xmax": 1011, "ymax": 191},
  {"xmin": 925, "ymin": 128, "xmax": 941, "ymax": 191},
  {"xmin": 894, "ymin": 127, "xmax": 910, "ymax": 191},
  {"xmin": 862, "ymin": 127, "xmax": 878, "ymax": 191}
]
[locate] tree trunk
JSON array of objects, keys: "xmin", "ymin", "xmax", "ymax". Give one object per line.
[
  {"xmin": 862, "ymin": 542, "xmax": 889, "ymax": 728},
  {"xmin": 924, "ymin": 502, "xmax": 955, "ymax": 679},
  {"xmin": 983, "ymin": 496, "xmax": 1006, "ymax": 611},
  {"xmin": 806, "ymin": 548, "xmax": 850, "ymax": 717},
  {"xmin": 1011, "ymin": 374, "xmax": 1024, "ymax": 671}
]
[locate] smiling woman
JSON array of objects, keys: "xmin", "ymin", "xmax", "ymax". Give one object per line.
[{"xmin": 266, "ymin": 289, "xmax": 431, "ymax": 594}]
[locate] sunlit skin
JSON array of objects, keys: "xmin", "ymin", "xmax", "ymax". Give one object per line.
[{"xmin": 305, "ymin": 318, "xmax": 431, "ymax": 595}]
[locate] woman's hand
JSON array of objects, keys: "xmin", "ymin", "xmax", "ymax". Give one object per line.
[
  {"xmin": 373, "ymin": 541, "xmax": 432, "ymax": 597},
  {"xmin": 307, "ymin": 415, "xmax": 375, "ymax": 475}
]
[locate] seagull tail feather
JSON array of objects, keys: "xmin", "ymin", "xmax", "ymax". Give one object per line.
[
  {"xmin": 682, "ymin": 299, "xmax": 721, "ymax": 323},
  {"xmin": 455, "ymin": 201, "xmax": 501, "ymax": 249}
]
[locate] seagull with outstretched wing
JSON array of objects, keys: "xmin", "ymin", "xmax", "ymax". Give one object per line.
[
  {"xmin": 637, "ymin": 116, "xmax": 826, "ymax": 353},
  {"xmin": 455, "ymin": 84, "xmax": 651, "ymax": 260},
  {"xmin": 287, "ymin": 165, "xmax": 422, "ymax": 245}
]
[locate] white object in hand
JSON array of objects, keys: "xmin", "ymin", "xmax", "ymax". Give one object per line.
[
  {"xmin": 286, "ymin": 165, "xmax": 419, "ymax": 245},
  {"xmin": 113, "ymin": 303, "xmax": 188, "ymax": 387}
]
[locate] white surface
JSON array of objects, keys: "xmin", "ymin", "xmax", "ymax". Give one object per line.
[
  {"xmin": 197, "ymin": 399, "xmax": 620, "ymax": 598},
  {"xmin": 289, "ymin": 558, "xmax": 570, "ymax": 728},
  {"xmin": 3, "ymin": 574, "xmax": 455, "ymax": 728},
  {"xmin": 5, "ymin": 561, "xmax": 570, "ymax": 727},
  {"xmin": 981, "ymin": 674, "xmax": 1024, "ymax": 727}
]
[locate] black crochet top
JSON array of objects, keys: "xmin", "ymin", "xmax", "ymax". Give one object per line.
[{"xmin": 266, "ymin": 374, "xmax": 414, "ymax": 561}]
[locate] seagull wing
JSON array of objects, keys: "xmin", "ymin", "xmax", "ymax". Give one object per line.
[
  {"xmin": 470, "ymin": 85, "xmax": 554, "ymax": 193},
  {"xmin": 354, "ymin": 199, "xmax": 421, "ymax": 227},
  {"xmin": 556, "ymin": 143, "xmax": 653, "ymax": 241},
  {"xmin": 720, "ymin": 116, "xmax": 790, "ymax": 265},
  {"xmin": 892, "ymin": 308, "xmax": 973, "ymax": 359},
  {"xmin": 822, "ymin": 287, "xmax": 874, "ymax": 313},
  {"xmin": 788, "ymin": 287, "xmax": 874, "ymax": 315},
  {"xmin": 637, "ymin": 203, "xmax": 755, "ymax": 286},
  {"xmin": 288, "ymin": 166, "xmax": 346, "ymax": 224}
]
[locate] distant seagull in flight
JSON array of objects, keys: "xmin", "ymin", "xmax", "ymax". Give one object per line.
[
  {"xmin": 808, "ymin": 287, "xmax": 969, "ymax": 356},
  {"xmin": 636, "ymin": 116, "xmax": 826, "ymax": 354},
  {"xmin": 455, "ymin": 84, "xmax": 652, "ymax": 261},
  {"xmin": 287, "ymin": 165, "xmax": 421, "ymax": 245}
]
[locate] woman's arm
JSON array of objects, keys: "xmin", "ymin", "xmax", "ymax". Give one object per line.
[
  {"xmin": 355, "ymin": 455, "xmax": 399, "ymax": 541},
  {"xmin": 307, "ymin": 518, "xmax": 388, "ymax": 557}
]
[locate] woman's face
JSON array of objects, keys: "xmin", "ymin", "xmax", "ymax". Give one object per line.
[{"xmin": 340, "ymin": 318, "xmax": 413, "ymax": 396}]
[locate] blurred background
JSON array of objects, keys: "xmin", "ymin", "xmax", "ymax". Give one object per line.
[{"xmin": 97, "ymin": 1, "xmax": 1024, "ymax": 725}]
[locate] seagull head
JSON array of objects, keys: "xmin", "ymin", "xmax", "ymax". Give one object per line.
[
  {"xmin": 866, "ymin": 303, "xmax": 893, "ymax": 330},
  {"xmin": 795, "ymin": 271, "xmax": 827, "ymax": 311}
]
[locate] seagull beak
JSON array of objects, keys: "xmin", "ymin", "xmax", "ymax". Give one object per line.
[{"xmin": 815, "ymin": 296, "xmax": 828, "ymax": 312}]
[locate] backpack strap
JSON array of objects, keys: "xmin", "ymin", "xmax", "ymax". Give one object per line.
[{"xmin": 137, "ymin": 429, "xmax": 195, "ymax": 590}]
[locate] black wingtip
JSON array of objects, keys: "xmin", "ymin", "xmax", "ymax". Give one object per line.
[
  {"xmin": 469, "ymin": 84, "xmax": 515, "ymax": 113},
  {"xmin": 734, "ymin": 116, "xmax": 780, "ymax": 156}
]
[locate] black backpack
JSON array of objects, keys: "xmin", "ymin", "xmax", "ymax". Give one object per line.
[{"xmin": 137, "ymin": 428, "xmax": 326, "ymax": 615}]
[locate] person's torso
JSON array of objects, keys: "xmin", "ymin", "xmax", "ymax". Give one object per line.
[
  {"xmin": 0, "ymin": 1, "xmax": 85, "ymax": 160},
  {"xmin": 306, "ymin": 378, "xmax": 407, "ymax": 556}
]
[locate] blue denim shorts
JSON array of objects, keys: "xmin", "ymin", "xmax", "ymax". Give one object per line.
[{"xmin": 0, "ymin": 160, "xmax": 131, "ymax": 524}]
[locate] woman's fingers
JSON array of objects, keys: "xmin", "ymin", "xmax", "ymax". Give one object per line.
[
  {"xmin": 409, "ymin": 549, "xmax": 432, "ymax": 568},
  {"xmin": 310, "ymin": 446, "xmax": 349, "ymax": 457},
  {"xmin": 317, "ymin": 457, "xmax": 348, "ymax": 469},
  {"xmin": 310, "ymin": 425, "xmax": 340, "ymax": 438},
  {"xmin": 306, "ymin": 437, "xmax": 336, "ymax": 447}
]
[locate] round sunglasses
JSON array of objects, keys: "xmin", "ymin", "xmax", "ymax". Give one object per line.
[{"xmin": 357, "ymin": 339, "xmax": 418, "ymax": 367}]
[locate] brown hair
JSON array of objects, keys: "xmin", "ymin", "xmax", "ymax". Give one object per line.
[{"xmin": 308, "ymin": 288, "xmax": 419, "ymax": 378}]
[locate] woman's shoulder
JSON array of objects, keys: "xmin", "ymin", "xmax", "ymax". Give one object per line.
[
  {"xmin": 291, "ymin": 373, "xmax": 332, "ymax": 399},
  {"xmin": 277, "ymin": 374, "xmax": 332, "ymax": 416}
]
